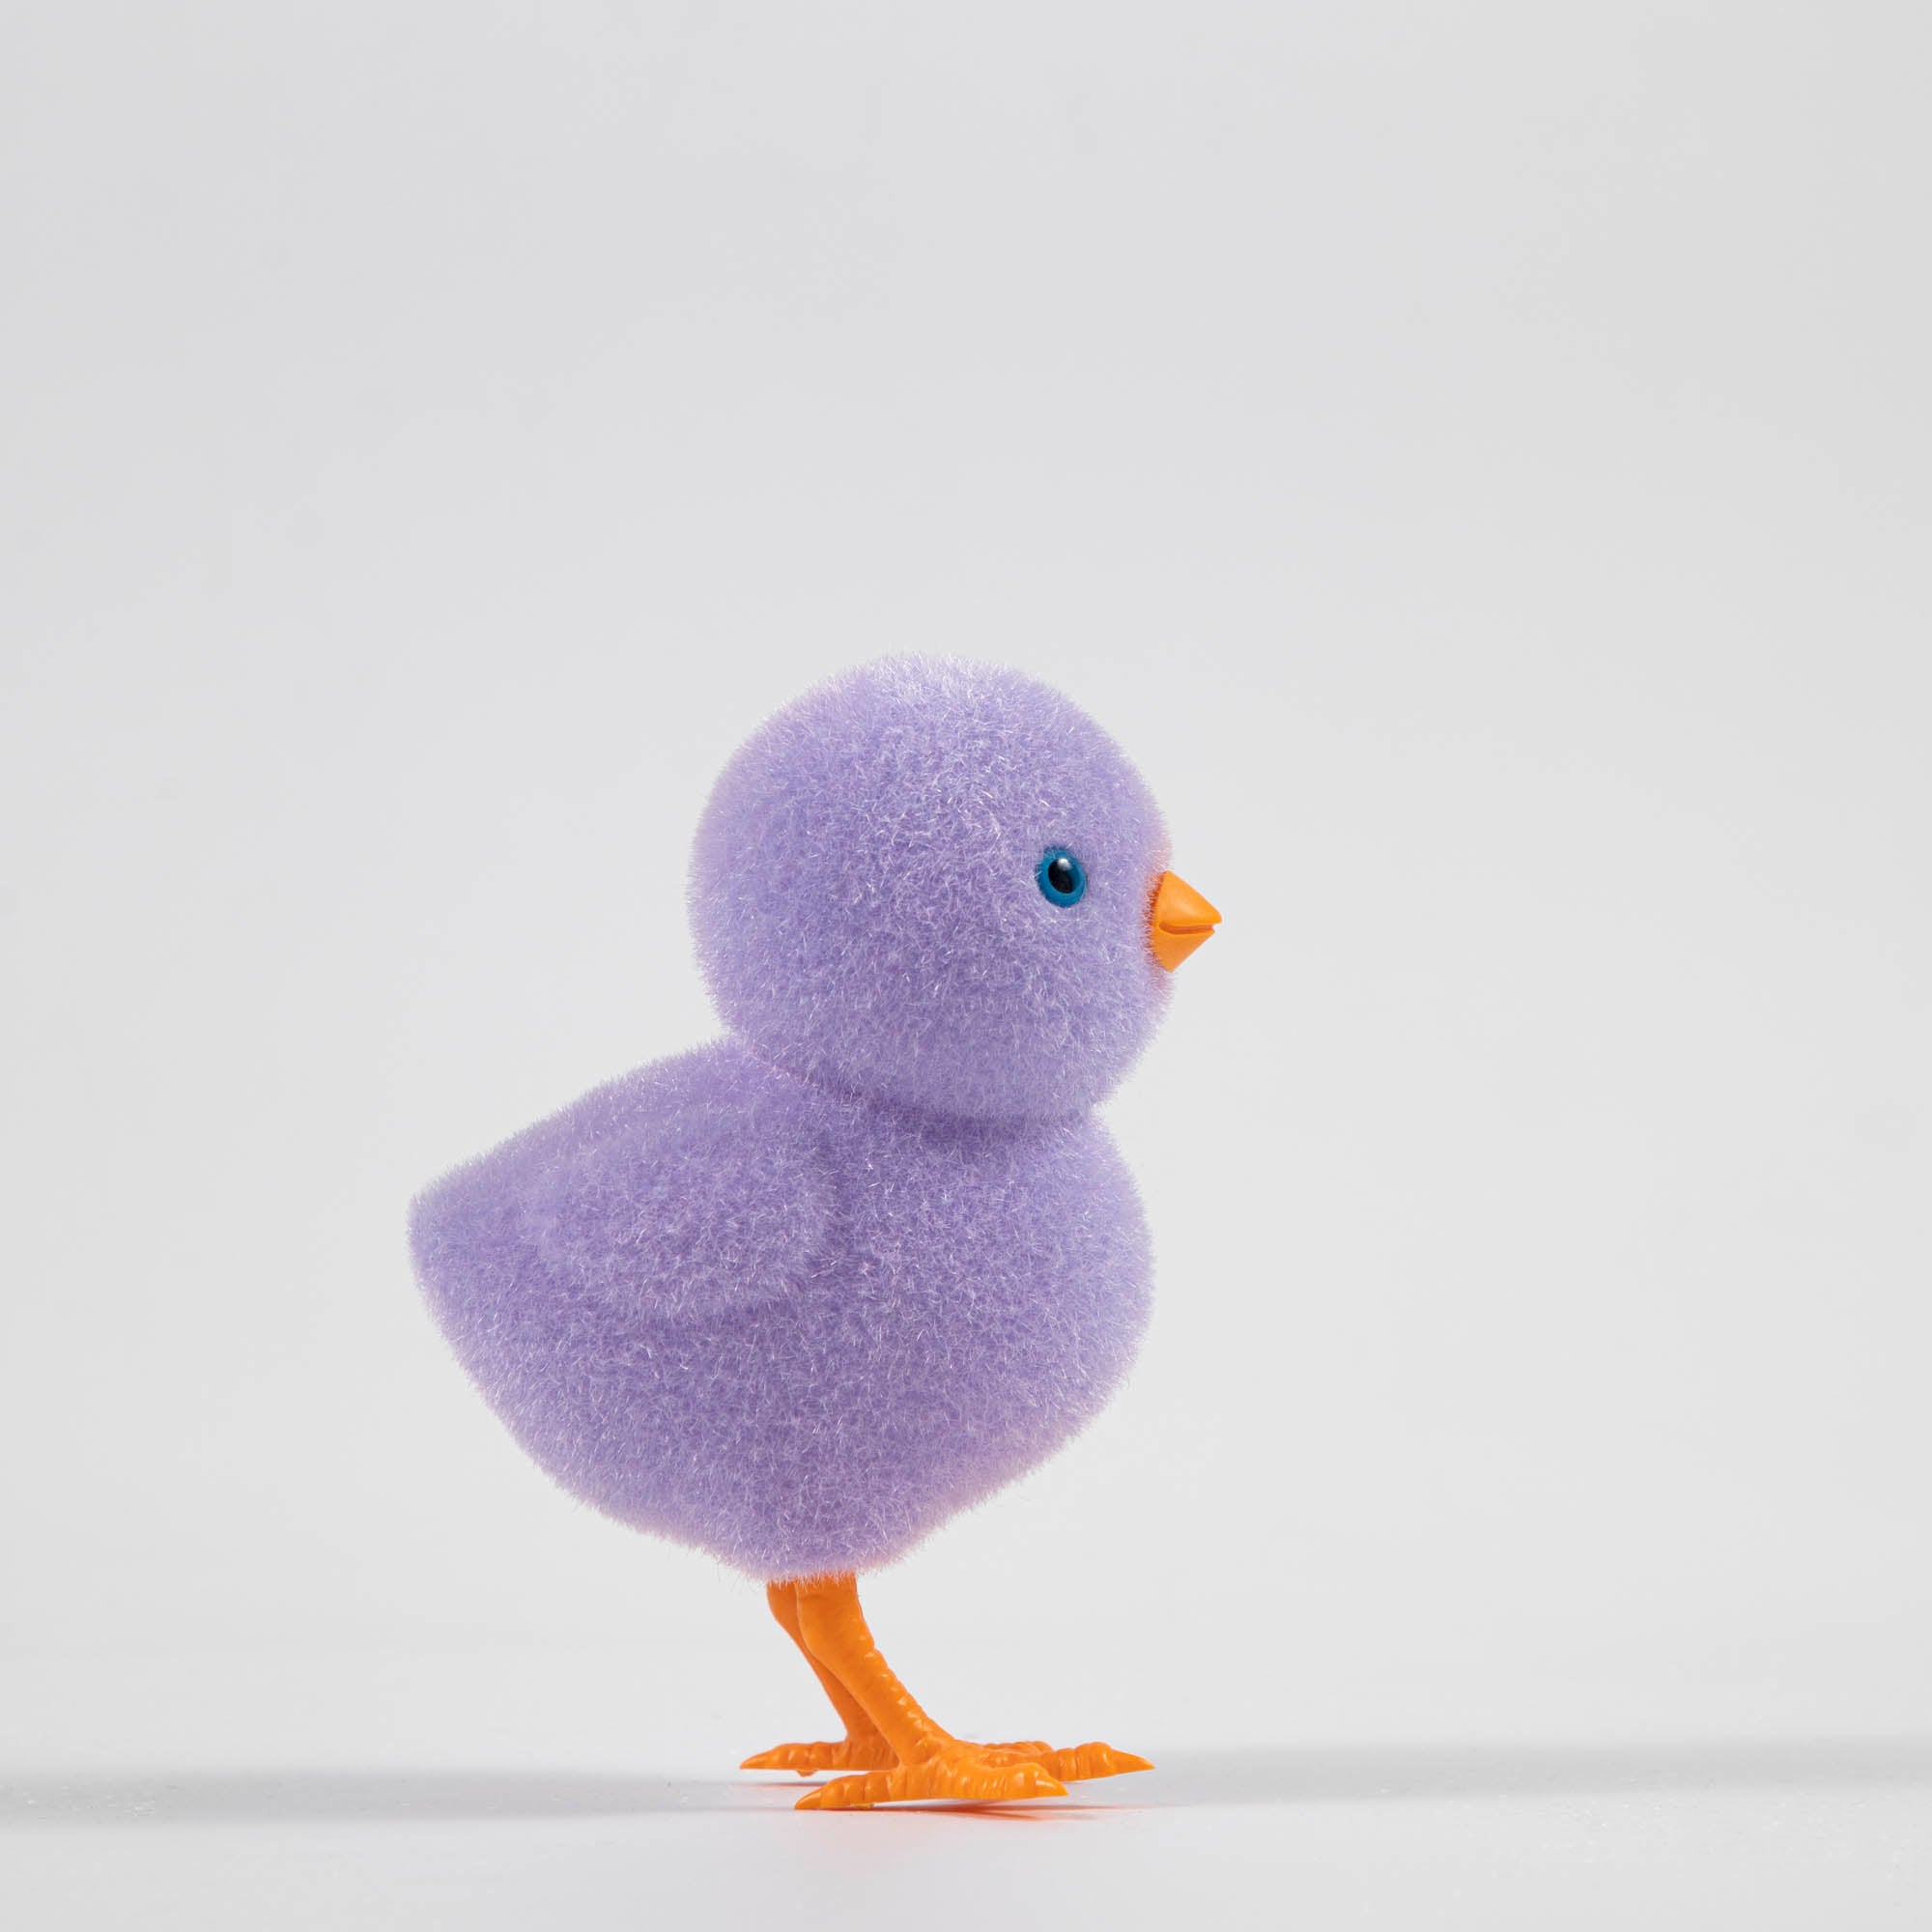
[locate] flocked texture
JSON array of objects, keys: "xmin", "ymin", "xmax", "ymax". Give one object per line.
[
  {"xmin": 411, "ymin": 657, "xmax": 1172, "ymax": 1577},
  {"xmin": 412, "ymin": 1042, "xmax": 1151, "ymax": 1577},
  {"xmin": 691, "ymin": 657, "xmax": 1172, "ymax": 1121}
]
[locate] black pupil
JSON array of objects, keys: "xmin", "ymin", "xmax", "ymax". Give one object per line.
[{"xmin": 1047, "ymin": 856, "xmax": 1077, "ymax": 895}]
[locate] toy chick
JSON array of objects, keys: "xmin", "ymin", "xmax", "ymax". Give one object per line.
[{"xmin": 410, "ymin": 657, "xmax": 1219, "ymax": 1808}]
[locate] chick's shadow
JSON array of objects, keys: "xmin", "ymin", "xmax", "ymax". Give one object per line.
[{"xmin": 6, "ymin": 1736, "xmax": 1931, "ymax": 1827}]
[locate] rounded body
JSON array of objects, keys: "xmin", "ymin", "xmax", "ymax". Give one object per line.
[{"xmin": 411, "ymin": 1041, "xmax": 1151, "ymax": 1578}]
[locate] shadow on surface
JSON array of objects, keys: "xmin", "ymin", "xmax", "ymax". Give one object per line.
[
  {"xmin": 5, "ymin": 1737, "xmax": 1930, "ymax": 1826},
  {"xmin": 1143, "ymin": 1736, "xmax": 1932, "ymax": 1807},
  {"xmin": 0, "ymin": 1769, "xmax": 778, "ymax": 1826}
]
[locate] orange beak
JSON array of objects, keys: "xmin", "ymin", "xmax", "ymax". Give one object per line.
[{"xmin": 1149, "ymin": 869, "xmax": 1221, "ymax": 972}]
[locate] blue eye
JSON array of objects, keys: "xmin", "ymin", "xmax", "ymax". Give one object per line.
[{"xmin": 1037, "ymin": 847, "xmax": 1087, "ymax": 906}]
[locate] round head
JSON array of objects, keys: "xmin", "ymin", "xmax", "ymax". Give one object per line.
[{"xmin": 690, "ymin": 657, "xmax": 1207, "ymax": 1120}]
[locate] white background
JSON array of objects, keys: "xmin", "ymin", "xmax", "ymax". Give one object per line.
[{"xmin": 3, "ymin": 3, "xmax": 1928, "ymax": 1924}]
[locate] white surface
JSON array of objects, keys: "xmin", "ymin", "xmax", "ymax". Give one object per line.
[
  {"xmin": 3, "ymin": 2, "xmax": 1928, "ymax": 1924},
  {"xmin": 8, "ymin": 1758, "xmax": 1929, "ymax": 1932},
  {"xmin": 5, "ymin": 1647, "xmax": 1931, "ymax": 1929}
]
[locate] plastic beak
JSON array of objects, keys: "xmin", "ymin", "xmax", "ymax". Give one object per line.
[{"xmin": 1149, "ymin": 870, "xmax": 1221, "ymax": 972}]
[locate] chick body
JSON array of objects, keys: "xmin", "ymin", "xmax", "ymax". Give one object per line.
[{"xmin": 412, "ymin": 1038, "xmax": 1149, "ymax": 1577}]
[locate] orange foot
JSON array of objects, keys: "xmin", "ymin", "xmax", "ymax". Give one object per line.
[
  {"xmin": 745, "ymin": 1735, "xmax": 1152, "ymax": 1785},
  {"xmin": 795, "ymin": 1740, "xmax": 1070, "ymax": 1811},
  {"xmin": 740, "ymin": 1736, "xmax": 896, "ymax": 1775}
]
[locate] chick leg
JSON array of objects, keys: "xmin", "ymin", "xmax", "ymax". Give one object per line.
[
  {"xmin": 739, "ymin": 1580, "xmax": 896, "ymax": 1775},
  {"xmin": 742, "ymin": 1574, "xmax": 1151, "ymax": 1806},
  {"xmin": 740, "ymin": 1582, "xmax": 1070, "ymax": 1779},
  {"xmin": 785, "ymin": 1577, "xmax": 1151, "ymax": 1808},
  {"xmin": 781, "ymin": 1573, "xmax": 1068, "ymax": 1809}
]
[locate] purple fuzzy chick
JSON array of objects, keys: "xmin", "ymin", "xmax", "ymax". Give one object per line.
[{"xmin": 410, "ymin": 656, "xmax": 1219, "ymax": 1809}]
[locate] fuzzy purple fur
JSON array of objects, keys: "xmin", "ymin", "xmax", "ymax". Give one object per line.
[
  {"xmin": 411, "ymin": 658, "xmax": 1176, "ymax": 1578},
  {"xmin": 693, "ymin": 656, "xmax": 1172, "ymax": 1120}
]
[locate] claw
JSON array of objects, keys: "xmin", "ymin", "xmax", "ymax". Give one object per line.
[
  {"xmin": 741, "ymin": 1736, "xmax": 897, "ymax": 1775},
  {"xmin": 981, "ymin": 1740, "xmax": 1154, "ymax": 1783}
]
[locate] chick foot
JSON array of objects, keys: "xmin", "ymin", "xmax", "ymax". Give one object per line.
[
  {"xmin": 741, "ymin": 1735, "xmax": 896, "ymax": 1776},
  {"xmin": 745, "ymin": 1734, "xmax": 1151, "ymax": 1783},
  {"xmin": 795, "ymin": 1741, "xmax": 1068, "ymax": 1810}
]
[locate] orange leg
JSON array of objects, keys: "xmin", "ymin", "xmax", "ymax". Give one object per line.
[
  {"xmin": 743, "ymin": 1572, "xmax": 1152, "ymax": 1810},
  {"xmin": 740, "ymin": 1581, "xmax": 896, "ymax": 1776}
]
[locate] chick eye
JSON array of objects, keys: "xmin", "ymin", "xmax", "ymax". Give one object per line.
[{"xmin": 1037, "ymin": 847, "xmax": 1087, "ymax": 907}]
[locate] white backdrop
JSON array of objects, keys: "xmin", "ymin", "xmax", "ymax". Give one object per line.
[{"xmin": 4, "ymin": 4, "xmax": 1928, "ymax": 1925}]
